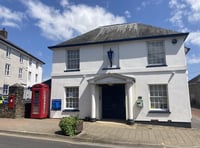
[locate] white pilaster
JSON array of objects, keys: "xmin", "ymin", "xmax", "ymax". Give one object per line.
[
  {"xmin": 91, "ymin": 84, "xmax": 96, "ymax": 121},
  {"xmin": 127, "ymin": 82, "xmax": 134, "ymax": 124}
]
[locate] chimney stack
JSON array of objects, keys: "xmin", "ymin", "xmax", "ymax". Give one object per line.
[{"xmin": 0, "ymin": 28, "xmax": 8, "ymax": 39}]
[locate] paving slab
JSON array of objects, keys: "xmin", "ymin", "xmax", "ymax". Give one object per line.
[{"xmin": 0, "ymin": 118, "xmax": 199, "ymax": 147}]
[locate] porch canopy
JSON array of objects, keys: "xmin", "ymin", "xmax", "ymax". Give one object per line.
[{"xmin": 88, "ymin": 73, "xmax": 135, "ymax": 124}]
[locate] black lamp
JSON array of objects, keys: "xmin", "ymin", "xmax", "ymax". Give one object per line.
[{"xmin": 107, "ymin": 48, "xmax": 113, "ymax": 67}]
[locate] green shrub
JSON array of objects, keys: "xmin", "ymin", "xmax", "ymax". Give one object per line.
[{"xmin": 59, "ymin": 116, "xmax": 82, "ymax": 136}]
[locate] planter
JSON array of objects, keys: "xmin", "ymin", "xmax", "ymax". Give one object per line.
[
  {"xmin": 75, "ymin": 120, "xmax": 83, "ymax": 134},
  {"xmin": 59, "ymin": 117, "xmax": 83, "ymax": 136}
]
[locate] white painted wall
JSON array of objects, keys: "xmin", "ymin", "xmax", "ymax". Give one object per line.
[{"xmin": 51, "ymin": 36, "xmax": 191, "ymax": 123}]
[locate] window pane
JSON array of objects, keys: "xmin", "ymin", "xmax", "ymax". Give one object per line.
[
  {"xmin": 147, "ymin": 41, "xmax": 165, "ymax": 65},
  {"xmin": 65, "ymin": 87, "xmax": 79, "ymax": 109},
  {"xmin": 67, "ymin": 49, "xmax": 79, "ymax": 69},
  {"xmin": 149, "ymin": 84, "xmax": 168, "ymax": 110},
  {"xmin": 3, "ymin": 84, "xmax": 9, "ymax": 95}
]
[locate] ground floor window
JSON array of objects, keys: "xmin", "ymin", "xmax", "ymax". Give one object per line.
[
  {"xmin": 65, "ymin": 87, "xmax": 79, "ymax": 110},
  {"xmin": 3, "ymin": 84, "xmax": 9, "ymax": 95},
  {"xmin": 149, "ymin": 84, "xmax": 168, "ymax": 111}
]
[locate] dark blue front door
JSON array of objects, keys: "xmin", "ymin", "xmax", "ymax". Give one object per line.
[{"xmin": 102, "ymin": 84, "xmax": 125, "ymax": 119}]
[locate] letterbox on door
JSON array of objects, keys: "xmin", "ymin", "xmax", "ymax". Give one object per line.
[{"xmin": 31, "ymin": 83, "xmax": 49, "ymax": 119}]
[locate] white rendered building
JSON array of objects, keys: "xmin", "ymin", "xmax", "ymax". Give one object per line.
[
  {"xmin": 49, "ymin": 23, "xmax": 191, "ymax": 127},
  {"xmin": 0, "ymin": 29, "xmax": 44, "ymax": 99}
]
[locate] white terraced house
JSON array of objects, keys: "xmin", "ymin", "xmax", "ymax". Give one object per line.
[
  {"xmin": 49, "ymin": 23, "xmax": 191, "ymax": 127},
  {"xmin": 0, "ymin": 29, "xmax": 44, "ymax": 99}
]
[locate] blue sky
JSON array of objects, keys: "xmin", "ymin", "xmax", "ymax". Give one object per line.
[{"xmin": 0, "ymin": 0, "xmax": 200, "ymax": 80}]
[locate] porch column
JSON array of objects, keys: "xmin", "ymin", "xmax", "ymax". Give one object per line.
[
  {"xmin": 127, "ymin": 82, "xmax": 134, "ymax": 125},
  {"xmin": 90, "ymin": 84, "xmax": 96, "ymax": 122}
]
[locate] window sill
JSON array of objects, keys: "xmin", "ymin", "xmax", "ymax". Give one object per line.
[
  {"xmin": 148, "ymin": 110, "xmax": 171, "ymax": 114},
  {"xmin": 102, "ymin": 67, "xmax": 120, "ymax": 70},
  {"xmin": 146, "ymin": 64, "xmax": 167, "ymax": 68},
  {"xmin": 64, "ymin": 69, "xmax": 80, "ymax": 72},
  {"xmin": 62, "ymin": 109, "xmax": 79, "ymax": 112}
]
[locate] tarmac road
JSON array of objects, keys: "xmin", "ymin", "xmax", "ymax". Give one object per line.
[{"xmin": 0, "ymin": 134, "xmax": 114, "ymax": 148}]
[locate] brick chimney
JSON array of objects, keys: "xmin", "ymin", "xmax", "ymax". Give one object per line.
[{"xmin": 0, "ymin": 28, "xmax": 8, "ymax": 39}]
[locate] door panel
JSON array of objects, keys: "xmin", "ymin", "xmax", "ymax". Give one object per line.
[{"xmin": 102, "ymin": 84, "xmax": 125, "ymax": 119}]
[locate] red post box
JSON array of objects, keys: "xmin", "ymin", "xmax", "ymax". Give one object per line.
[
  {"xmin": 8, "ymin": 95, "xmax": 15, "ymax": 109},
  {"xmin": 31, "ymin": 83, "xmax": 49, "ymax": 119}
]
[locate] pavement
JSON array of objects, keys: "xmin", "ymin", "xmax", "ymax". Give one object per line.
[{"xmin": 0, "ymin": 109, "xmax": 200, "ymax": 148}]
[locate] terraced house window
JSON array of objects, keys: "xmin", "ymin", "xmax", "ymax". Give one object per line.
[
  {"xmin": 67, "ymin": 49, "xmax": 79, "ymax": 70},
  {"xmin": 18, "ymin": 68, "xmax": 22, "ymax": 78},
  {"xmin": 147, "ymin": 41, "xmax": 166, "ymax": 66},
  {"xmin": 20, "ymin": 54, "xmax": 23, "ymax": 63},
  {"xmin": 149, "ymin": 84, "xmax": 168, "ymax": 111},
  {"xmin": 65, "ymin": 87, "xmax": 79, "ymax": 110},
  {"xmin": 3, "ymin": 84, "xmax": 9, "ymax": 95},
  {"xmin": 6, "ymin": 47, "xmax": 11, "ymax": 58},
  {"xmin": 5, "ymin": 63, "xmax": 10, "ymax": 76}
]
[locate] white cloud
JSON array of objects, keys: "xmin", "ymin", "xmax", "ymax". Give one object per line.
[
  {"xmin": 187, "ymin": 54, "xmax": 200, "ymax": 64},
  {"xmin": 137, "ymin": 0, "xmax": 163, "ymax": 11},
  {"xmin": 185, "ymin": 0, "xmax": 200, "ymax": 22},
  {"xmin": 0, "ymin": 5, "xmax": 24, "ymax": 28},
  {"xmin": 169, "ymin": 0, "xmax": 200, "ymax": 46},
  {"xmin": 60, "ymin": 0, "xmax": 69, "ymax": 7},
  {"xmin": 124, "ymin": 10, "xmax": 131, "ymax": 18},
  {"xmin": 168, "ymin": 0, "xmax": 188, "ymax": 31},
  {"xmin": 22, "ymin": 0, "xmax": 126, "ymax": 41},
  {"xmin": 187, "ymin": 31, "xmax": 200, "ymax": 46}
]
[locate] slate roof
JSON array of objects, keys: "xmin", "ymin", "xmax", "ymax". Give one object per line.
[
  {"xmin": 189, "ymin": 74, "xmax": 200, "ymax": 84},
  {"xmin": 48, "ymin": 23, "xmax": 189, "ymax": 49},
  {"xmin": 0, "ymin": 36, "xmax": 45, "ymax": 64}
]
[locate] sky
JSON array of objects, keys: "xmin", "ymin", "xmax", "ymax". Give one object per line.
[{"xmin": 0, "ymin": 0, "xmax": 200, "ymax": 81}]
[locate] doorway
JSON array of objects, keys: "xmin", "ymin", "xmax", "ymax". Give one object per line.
[{"xmin": 101, "ymin": 84, "xmax": 125, "ymax": 119}]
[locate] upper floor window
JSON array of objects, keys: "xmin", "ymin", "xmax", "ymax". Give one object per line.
[
  {"xmin": 3, "ymin": 84, "xmax": 9, "ymax": 95},
  {"xmin": 6, "ymin": 47, "xmax": 11, "ymax": 58},
  {"xmin": 66, "ymin": 49, "xmax": 79, "ymax": 70},
  {"xmin": 18, "ymin": 68, "xmax": 22, "ymax": 78},
  {"xmin": 36, "ymin": 62, "xmax": 39, "ymax": 69},
  {"xmin": 5, "ymin": 63, "xmax": 10, "ymax": 76},
  {"xmin": 149, "ymin": 84, "xmax": 168, "ymax": 111},
  {"xmin": 147, "ymin": 41, "xmax": 166, "ymax": 66},
  {"xmin": 20, "ymin": 54, "xmax": 23, "ymax": 63},
  {"xmin": 29, "ymin": 58, "xmax": 32, "ymax": 66},
  {"xmin": 35, "ymin": 74, "xmax": 38, "ymax": 82},
  {"xmin": 65, "ymin": 87, "xmax": 79, "ymax": 110},
  {"xmin": 28, "ymin": 71, "xmax": 31, "ymax": 81}
]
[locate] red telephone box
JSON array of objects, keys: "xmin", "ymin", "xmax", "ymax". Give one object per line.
[
  {"xmin": 31, "ymin": 83, "xmax": 49, "ymax": 118},
  {"xmin": 8, "ymin": 95, "xmax": 15, "ymax": 109}
]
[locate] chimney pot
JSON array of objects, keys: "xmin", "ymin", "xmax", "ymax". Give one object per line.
[{"xmin": 0, "ymin": 28, "xmax": 8, "ymax": 39}]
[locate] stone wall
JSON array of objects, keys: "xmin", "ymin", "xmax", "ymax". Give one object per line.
[{"xmin": 0, "ymin": 84, "xmax": 25, "ymax": 118}]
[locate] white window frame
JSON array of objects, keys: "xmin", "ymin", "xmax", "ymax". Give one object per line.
[
  {"xmin": 29, "ymin": 58, "xmax": 32, "ymax": 67},
  {"xmin": 66, "ymin": 49, "xmax": 80, "ymax": 70},
  {"xmin": 28, "ymin": 71, "xmax": 31, "ymax": 81},
  {"xmin": 149, "ymin": 84, "xmax": 169, "ymax": 111},
  {"xmin": 6, "ymin": 47, "xmax": 11, "ymax": 58},
  {"xmin": 5, "ymin": 63, "xmax": 10, "ymax": 76},
  {"xmin": 18, "ymin": 68, "xmax": 23, "ymax": 78},
  {"xmin": 147, "ymin": 40, "xmax": 166, "ymax": 66},
  {"xmin": 3, "ymin": 84, "xmax": 9, "ymax": 95},
  {"xmin": 36, "ymin": 62, "xmax": 39, "ymax": 69},
  {"xmin": 20, "ymin": 54, "xmax": 23, "ymax": 63},
  {"xmin": 35, "ymin": 74, "xmax": 38, "ymax": 82},
  {"xmin": 65, "ymin": 87, "xmax": 79, "ymax": 110}
]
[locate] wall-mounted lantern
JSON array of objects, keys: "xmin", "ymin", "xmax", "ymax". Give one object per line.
[{"xmin": 107, "ymin": 48, "xmax": 113, "ymax": 67}]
